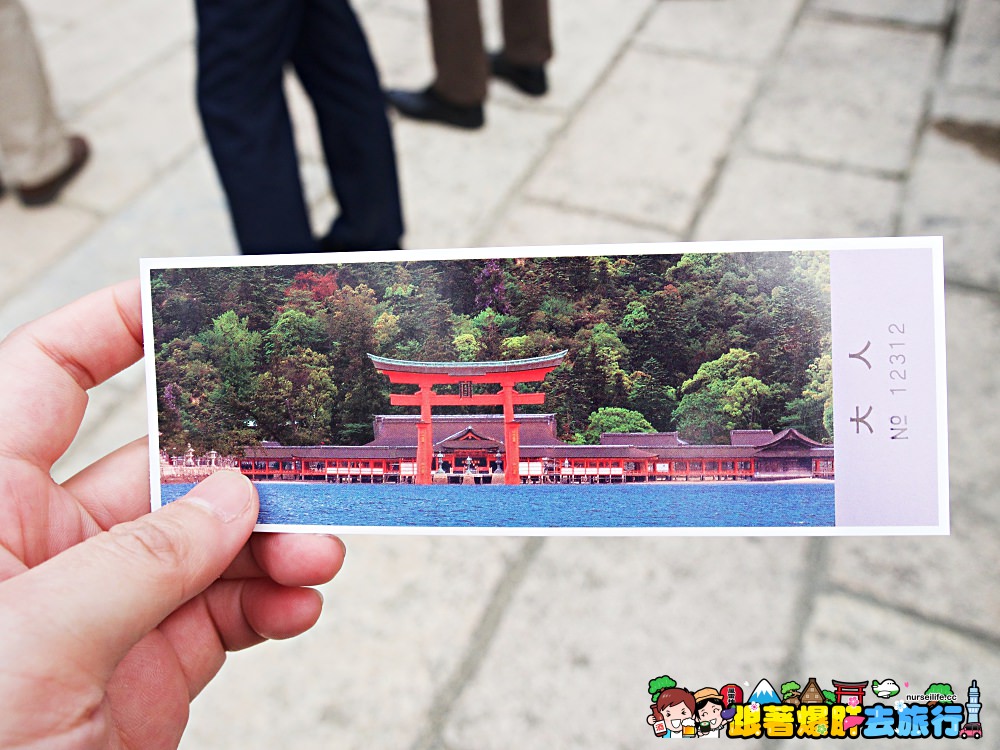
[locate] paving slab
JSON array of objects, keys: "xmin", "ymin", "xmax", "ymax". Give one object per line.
[
  {"xmin": 943, "ymin": 0, "xmax": 1000, "ymax": 95},
  {"xmin": 745, "ymin": 16, "xmax": 942, "ymax": 174},
  {"xmin": 527, "ymin": 49, "xmax": 758, "ymax": 234},
  {"xmin": 483, "ymin": 199, "xmax": 675, "ymax": 248},
  {"xmin": 694, "ymin": 154, "xmax": 900, "ymax": 240},
  {"xmin": 931, "ymin": 88, "xmax": 1000, "ymax": 127},
  {"xmin": 364, "ymin": 4, "xmax": 436, "ymax": 93},
  {"xmin": 901, "ymin": 125, "xmax": 1000, "ymax": 291},
  {"xmin": 636, "ymin": 0, "xmax": 802, "ymax": 64},
  {"xmin": 0, "ymin": 200, "xmax": 98, "ymax": 304},
  {"xmin": 938, "ymin": 289, "xmax": 1000, "ymax": 527},
  {"xmin": 811, "ymin": 0, "xmax": 952, "ymax": 28},
  {"xmin": 392, "ymin": 105, "xmax": 563, "ymax": 250},
  {"xmin": 485, "ymin": 0, "xmax": 656, "ymax": 114},
  {"xmin": 0, "ymin": 148, "xmax": 235, "ymax": 335},
  {"xmin": 181, "ymin": 535, "xmax": 526, "ymax": 750},
  {"xmin": 41, "ymin": 0, "xmax": 194, "ymax": 117},
  {"xmin": 374, "ymin": 0, "xmax": 657, "ymax": 116},
  {"xmin": 441, "ymin": 536, "xmax": 809, "ymax": 749},
  {"xmin": 60, "ymin": 47, "xmax": 201, "ymax": 215},
  {"xmin": 24, "ymin": 0, "xmax": 124, "ymax": 31},
  {"xmin": 50, "ymin": 363, "xmax": 147, "ymax": 483}
]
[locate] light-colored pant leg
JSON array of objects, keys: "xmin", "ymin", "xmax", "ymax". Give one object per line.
[{"xmin": 0, "ymin": 0, "xmax": 69, "ymax": 186}]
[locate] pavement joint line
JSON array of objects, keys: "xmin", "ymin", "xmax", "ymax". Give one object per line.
[
  {"xmin": 825, "ymin": 581, "xmax": 1000, "ymax": 649},
  {"xmin": 945, "ymin": 277, "xmax": 1000, "ymax": 304},
  {"xmin": 807, "ymin": 7, "xmax": 954, "ymax": 35},
  {"xmin": 470, "ymin": 0, "xmax": 663, "ymax": 247},
  {"xmin": 410, "ymin": 536, "xmax": 546, "ymax": 750},
  {"xmin": 521, "ymin": 194, "xmax": 679, "ymax": 235},
  {"xmin": 366, "ymin": 3, "xmax": 423, "ymax": 22},
  {"xmin": 628, "ymin": 39, "xmax": 780, "ymax": 68},
  {"xmin": 958, "ymin": 501, "xmax": 1000, "ymax": 529},
  {"xmin": 743, "ymin": 145, "xmax": 909, "ymax": 184},
  {"xmin": 685, "ymin": 0, "xmax": 810, "ymax": 240},
  {"xmin": 893, "ymin": 1, "xmax": 960, "ymax": 237},
  {"xmin": 942, "ymin": 86, "xmax": 1000, "ymax": 105},
  {"xmin": 776, "ymin": 537, "xmax": 829, "ymax": 681},
  {"xmin": 66, "ymin": 38, "xmax": 194, "ymax": 122}
]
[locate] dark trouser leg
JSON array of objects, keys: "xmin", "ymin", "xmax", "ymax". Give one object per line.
[
  {"xmin": 293, "ymin": 0, "xmax": 404, "ymax": 251},
  {"xmin": 500, "ymin": 0, "xmax": 552, "ymax": 66},
  {"xmin": 196, "ymin": 0, "xmax": 316, "ymax": 255},
  {"xmin": 428, "ymin": 0, "xmax": 488, "ymax": 106}
]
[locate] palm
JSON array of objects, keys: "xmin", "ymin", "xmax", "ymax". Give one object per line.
[
  {"xmin": 1, "ymin": 449, "xmax": 193, "ymax": 748},
  {"xmin": 0, "ymin": 282, "xmax": 343, "ymax": 749}
]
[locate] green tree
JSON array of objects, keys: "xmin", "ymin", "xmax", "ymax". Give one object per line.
[
  {"xmin": 781, "ymin": 681, "xmax": 801, "ymax": 700},
  {"xmin": 578, "ymin": 406, "xmax": 654, "ymax": 444},
  {"xmin": 781, "ymin": 351, "xmax": 833, "ymax": 441},
  {"xmin": 648, "ymin": 675, "xmax": 677, "ymax": 701},
  {"xmin": 627, "ymin": 360, "xmax": 678, "ymax": 431},
  {"xmin": 264, "ymin": 309, "xmax": 327, "ymax": 360},
  {"xmin": 673, "ymin": 348, "xmax": 775, "ymax": 443},
  {"xmin": 196, "ymin": 310, "xmax": 262, "ymax": 434},
  {"xmin": 250, "ymin": 348, "xmax": 336, "ymax": 445}
]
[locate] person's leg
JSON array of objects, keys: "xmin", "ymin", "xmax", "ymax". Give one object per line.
[
  {"xmin": 0, "ymin": 0, "xmax": 70, "ymax": 186},
  {"xmin": 196, "ymin": 0, "xmax": 315, "ymax": 254},
  {"xmin": 499, "ymin": 0, "xmax": 552, "ymax": 67},
  {"xmin": 292, "ymin": 0, "xmax": 403, "ymax": 251},
  {"xmin": 383, "ymin": 0, "xmax": 487, "ymax": 129},
  {"xmin": 493, "ymin": 0, "xmax": 551, "ymax": 96},
  {"xmin": 428, "ymin": 0, "xmax": 488, "ymax": 106}
]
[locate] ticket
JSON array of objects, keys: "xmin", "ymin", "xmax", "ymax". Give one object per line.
[{"xmin": 141, "ymin": 237, "xmax": 947, "ymax": 535}]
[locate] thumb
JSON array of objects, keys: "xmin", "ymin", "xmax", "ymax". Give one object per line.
[{"xmin": 0, "ymin": 470, "xmax": 258, "ymax": 684}]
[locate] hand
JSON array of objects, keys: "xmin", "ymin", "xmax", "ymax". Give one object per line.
[{"xmin": 0, "ymin": 280, "xmax": 345, "ymax": 750}]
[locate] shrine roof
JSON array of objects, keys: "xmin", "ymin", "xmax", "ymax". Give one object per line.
[
  {"xmin": 599, "ymin": 432, "xmax": 689, "ymax": 447},
  {"xmin": 730, "ymin": 429, "xmax": 777, "ymax": 446},
  {"xmin": 367, "ymin": 414, "xmax": 565, "ymax": 447},
  {"xmin": 368, "ymin": 350, "xmax": 567, "ymax": 377},
  {"xmin": 757, "ymin": 428, "xmax": 827, "ymax": 450}
]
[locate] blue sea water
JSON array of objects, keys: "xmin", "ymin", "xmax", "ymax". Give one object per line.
[{"xmin": 161, "ymin": 480, "xmax": 835, "ymax": 529}]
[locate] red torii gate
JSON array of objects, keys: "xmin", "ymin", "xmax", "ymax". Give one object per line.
[{"xmin": 368, "ymin": 351, "xmax": 567, "ymax": 485}]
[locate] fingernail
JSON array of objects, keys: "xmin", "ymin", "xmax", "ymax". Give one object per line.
[
  {"xmin": 185, "ymin": 471, "xmax": 255, "ymax": 523},
  {"xmin": 327, "ymin": 535, "xmax": 347, "ymax": 562}
]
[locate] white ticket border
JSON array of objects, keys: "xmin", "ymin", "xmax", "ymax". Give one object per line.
[{"xmin": 141, "ymin": 237, "xmax": 948, "ymax": 537}]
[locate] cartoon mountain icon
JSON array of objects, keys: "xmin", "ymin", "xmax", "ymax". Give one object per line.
[{"xmin": 748, "ymin": 678, "xmax": 782, "ymax": 705}]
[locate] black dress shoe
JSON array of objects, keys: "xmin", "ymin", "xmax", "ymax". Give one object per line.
[
  {"xmin": 490, "ymin": 52, "xmax": 547, "ymax": 97},
  {"xmin": 18, "ymin": 135, "xmax": 90, "ymax": 207},
  {"xmin": 385, "ymin": 87, "xmax": 484, "ymax": 130}
]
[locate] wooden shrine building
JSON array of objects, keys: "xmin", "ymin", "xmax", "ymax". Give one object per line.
[
  {"xmin": 240, "ymin": 419, "xmax": 834, "ymax": 484},
  {"xmin": 238, "ymin": 350, "xmax": 834, "ymax": 484}
]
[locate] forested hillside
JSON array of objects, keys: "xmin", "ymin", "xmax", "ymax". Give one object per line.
[{"xmin": 151, "ymin": 251, "xmax": 832, "ymax": 454}]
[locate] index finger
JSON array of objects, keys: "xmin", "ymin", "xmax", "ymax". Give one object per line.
[{"xmin": 0, "ymin": 279, "xmax": 143, "ymax": 467}]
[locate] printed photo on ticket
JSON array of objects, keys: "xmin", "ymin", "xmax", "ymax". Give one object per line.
[{"xmin": 140, "ymin": 237, "xmax": 947, "ymax": 536}]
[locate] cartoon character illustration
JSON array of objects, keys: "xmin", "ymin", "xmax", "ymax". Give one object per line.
[
  {"xmin": 647, "ymin": 681, "xmax": 698, "ymax": 738},
  {"xmin": 872, "ymin": 678, "xmax": 901, "ymax": 699},
  {"xmin": 694, "ymin": 687, "xmax": 736, "ymax": 737}
]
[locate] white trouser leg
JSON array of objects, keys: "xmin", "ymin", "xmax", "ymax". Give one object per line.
[{"xmin": 0, "ymin": 0, "xmax": 69, "ymax": 186}]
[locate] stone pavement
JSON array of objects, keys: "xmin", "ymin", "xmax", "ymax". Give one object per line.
[{"xmin": 1, "ymin": 0, "xmax": 998, "ymax": 747}]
